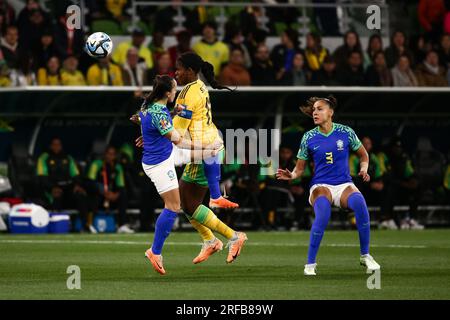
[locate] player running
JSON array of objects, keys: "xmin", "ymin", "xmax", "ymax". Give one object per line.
[
  {"xmin": 140, "ymin": 75, "xmax": 222, "ymax": 275},
  {"xmin": 173, "ymin": 52, "xmax": 247, "ymax": 264},
  {"xmin": 277, "ymin": 95, "xmax": 380, "ymax": 276}
]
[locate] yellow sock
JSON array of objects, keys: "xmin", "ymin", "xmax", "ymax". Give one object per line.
[
  {"xmin": 185, "ymin": 214, "xmax": 215, "ymax": 241},
  {"xmin": 192, "ymin": 205, "xmax": 235, "ymax": 240}
]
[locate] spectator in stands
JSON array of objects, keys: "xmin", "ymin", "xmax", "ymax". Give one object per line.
[
  {"xmin": 418, "ymin": 0, "xmax": 446, "ymax": 45},
  {"xmin": 168, "ymin": 29, "xmax": 192, "ymax": 68},
  {"xmin": 1, "ymin": 25, "xmax": 19, "ymax": 69},
  {"xmin": 245, "ymin": 28, "xmax": 268, "ymax": 65},
  {"xmin": 219, "ymin": 47, "xmax": 251, "ymax": 86},
  {"xmin": 304, "ymin": 32, "xmax": 328, "ymax": 72},
  {"xmin": 365, "ymin": 51, "xmax": 393, "ymax": 86},
  {"xmin": 37, "ymin": 56, "xmax": 61, "ymax": 85},
  {"xmin": 122, "ymin": 47, "xmax": 149, "ymax": 86},
  {"xmin": 61, "ymin": 55, "xmax": 86, "ymax": 86},
  {"xmin": 249, "ymin": 43, "xmax": 277, "ymax": 86},
  {"xmin": 391, "ymin": 54, "xmax": 419, "ymax": 86},
  {"xmin": 410, "ymin": 34, "xmax": 432, "ymax": 68},
  {"xmin": 0, "ymin": 1, "xmax": 16, "ymax": 35},
  {"xmin": 438, "ymin": 34, "xmax": 450, "ymax": 69},
  {"xmin": 380, "ymin": 136, "xmax": 423, "ymax": 230},
  {"xmin": 36, "ymin": 137, "xmax": 90, "ymax": 233},
  {"xmin": 349, "ymin": 136, "xmax": 384, "ymax": 208},
  {"xmin": 239, "ymin": 5, "xmax": 272, "ymax": 36},
  {"xmin": 193, "ymin": 21, "xmax": 229, "ymax": 75},
  {"xmin": 281, "ymin": 52, "xmax": 309, "ymax": 86},
  {"xmin": 310, "ymin": 55, "xmax": 340, "ymax": 86},
  {"xmin": 9, "ymin": 52, "xmax": 36, "ymax": 86},
  {"xmin": 53, "ymin": 12, "xmax": 85, "ymax": 60},
  {"xmin": 0, "ymin": 52, "xmax": 10, "ymax": 87},
  {"xmin": 112, "ymin": 28, "xmax": 153, "ymax": 69},
  {"xmin": 385, "ymin": 31, "xmax": 412, "ymax": 68},
  {"xmin": 336, "ymin": 50, "xmax": 365, "ymax": 86},
  {"xmin": 148, "ymin": 31, "xmax": 166, "ymax": 64},
  {"xmin": 18, "ymin": 8, "xmax": 49, "ymax": 53},
  {"xmin": 415, "ymin": 50, "xmax": 448, "ymax": 86},
  {"xmin": 33, "ymin": 30, "xmax": 58, "ymax": 70},
  {"xmin": 86, "ymin": 146, "xmax": 134, "ymax": 234},
  {"xmin": 333, "ymin": 30, "xmax": 363, "ymax": 69},
  {"xmin": 147, "ymin": 51, "xmax": 175, "ymax": 84},
  {"xmin": 313, "ymin": 0, "xmax": 340, "ymax": 36},
  {"xmin": 270, "ymin": 28, "xmax": 304, "ymax": 81},
  {"xmin": 87, "ymin": 56, "xmax": 123, "ymax": 86},
  {"xmin": 364, "ymin": 34, "xmax": 383, "ymax": 69},
  {"xmin": 153, "ymin": 0, "xmax": 193, "ymax": 35},
  {"xmin": 105, "ymin": 0, "xmax": 129, "ymax": 23},
  {"xmin": 17, "ymin": 0, "xmax": 50, "ymax": 40},
  {"xmin": 224, "ymin": 24, "xmax": 252, "ymax": 68}
]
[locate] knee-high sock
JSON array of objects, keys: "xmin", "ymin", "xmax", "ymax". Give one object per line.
[
  {"xmin": 192, "ymin": 205, "xmax": 236, "ymax": 240},
  {"xmin": 307, "ymin": 196, "xmax": 331, "ymax": 264},
  {"xmin": 151, "ymin": 208, "xmax": 178, "ymax": 255},
  {"xmin": 203, "ymin": 155, "xmax": 222, "ymax": 200},
  {"xmin": 185, "ymin": 214, "xmax": 215, "ymax": 242},
  {"xmin": 347, "ymin": 192, "xmax": 370, "ymax": 255}
]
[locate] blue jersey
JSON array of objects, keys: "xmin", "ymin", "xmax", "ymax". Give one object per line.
[
  {"xmin": 140, "ymin": 102, "xmax": 174, "ymax": 165},
  {"xmin": 297, "ymin": 123, "xmax": 362, "ymax": 186}
]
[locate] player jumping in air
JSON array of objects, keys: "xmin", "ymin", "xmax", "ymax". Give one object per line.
[
  {"xmin": 276, "ymin": 95, "xmax": 380, "ymax": 276},
  {"xmin": 172, "ymin": 52, "xmax": 247, "ymax": 264},
  {"xmin": 139, "ymin": 75, "xmax": 222, "ymax": 274}
]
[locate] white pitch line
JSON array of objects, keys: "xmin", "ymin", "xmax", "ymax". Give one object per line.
[{"xmin": 0, "ymin": 239, "xmax": 428, "ymax": 249}]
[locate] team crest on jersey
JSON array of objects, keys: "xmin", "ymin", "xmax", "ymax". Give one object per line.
[
  {"xmin": 160, "ymin": 119, "xmax": 172, "ymax": 130},
  {"xmin": 336, "ymin": 139, "xmax": 344, "ymax": 151},
  {"xmin": 167, "ymin": 170, "xmax": 175, "ymax": 180}
]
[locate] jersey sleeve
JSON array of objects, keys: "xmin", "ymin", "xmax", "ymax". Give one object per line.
[
  {"xmin": 152, "ymin": 112, "xmax": 174, "ymax": 136},
  {"xmin": 347, "ymin": 127, "xmax": 362, "ymax": 151},
  {"xmin": 296, "ymin": 135, "xmax": 309, "ymax": 160},
  {"xmin": 36, "ymin": 153, "xmax": 49, "ymax": 176},
  {"xmin": 173, "ymin": 88, "xmax": 199, "ymax": 135}
]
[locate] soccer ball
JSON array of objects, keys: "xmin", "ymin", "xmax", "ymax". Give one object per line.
[{"xmin": 85, "ymin": 32, "xmax": 113, "ymax": 58}]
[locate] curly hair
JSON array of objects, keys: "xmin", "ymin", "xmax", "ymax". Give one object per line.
[{"xmin": 299, "ymin": 95, "xmax": 337, "ymax": 117}]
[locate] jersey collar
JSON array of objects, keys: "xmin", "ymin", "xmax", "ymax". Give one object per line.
[{"xmin": 317, "ymin": 123, "xmax": 335, "ymax": 137}]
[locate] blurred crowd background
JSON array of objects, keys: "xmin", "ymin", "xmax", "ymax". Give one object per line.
[
  {"xmin": 0, "ymin": 0, "xmax": 450, "ymax": 87},
  {"xmin": 1, "ymin": 0, "xmax": 450, "ymax": 233}
]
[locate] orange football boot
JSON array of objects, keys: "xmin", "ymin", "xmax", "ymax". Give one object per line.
[
  {"xmin": 209, "ymin": 196, "xmax": 239, "ymax": 209},
  {"xmin": 145, "ymin": 248, "xmax": 166, "ymax": 275},
  {"xmin": 226, "ymin": 232, "xmax": 248, "ymax": 264},
  {"xmin": 193, "ymin": 238, "xmax": 223, "ymax": 264}
]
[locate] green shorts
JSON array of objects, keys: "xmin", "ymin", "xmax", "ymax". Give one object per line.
[{"xmin": 181, "ymin": 149, "xmax": 225, "ymax": 187}]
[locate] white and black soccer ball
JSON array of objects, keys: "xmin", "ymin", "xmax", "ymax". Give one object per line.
[{"xmin": 85, "ymin": 32, "xmax": 113, "ymax": 58}]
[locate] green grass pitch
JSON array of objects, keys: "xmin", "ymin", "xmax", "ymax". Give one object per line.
[{"xmin": 1, "ymin": 230, "xmax": 450, "ymax": 300}]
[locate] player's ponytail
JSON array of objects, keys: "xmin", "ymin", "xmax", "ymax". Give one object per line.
[
  {"xmin": 200, "ymin": 60, "xmax": 234, "ymax": 92},
  {"xmin": 299, "ymin": 95, "xmax": 337, "ymax": 117},
  {"xmin": 177, "ymin": 52, "xmax": 234, "ymax": 91},
  {"xmin": 142, "ymin": 75, "xmax": 174, "ymax": 110}
]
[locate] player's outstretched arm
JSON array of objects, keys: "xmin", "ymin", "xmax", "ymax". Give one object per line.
[
  {"xmin": 164, "ymin": 129, "xmax": 221, "ymax": 151},
  {"xmin": 276, "ymin": 159, "xmax": 306, "ymax": 180},
  {"xmin": 356, "ymin": 146, "xmax": 370, "ymax": 182}
]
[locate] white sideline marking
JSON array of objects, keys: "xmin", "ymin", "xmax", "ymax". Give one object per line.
[{"xmin": 0, "ymin": 239, "xmax": 428, "ymax": 249}]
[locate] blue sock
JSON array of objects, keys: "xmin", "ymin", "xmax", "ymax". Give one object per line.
[
  {"xmin": 203, "ymin": 155, "xmax": 221, "ymax": 199},
  {"xmin": 307, "ymin": 196, "xmax": 331, "ymax": 264},
  {"xmin": 152, "ymin": 208, "xmax": 178, "ymax": 255},
  {"xmin": 347, "ymin": 192, "xmax": 370, "ymax": 255}
]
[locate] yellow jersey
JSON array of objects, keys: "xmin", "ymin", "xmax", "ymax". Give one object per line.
[{"xmin": 173, "ymin": 79, "xmax": 219, "ymax": 145}]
